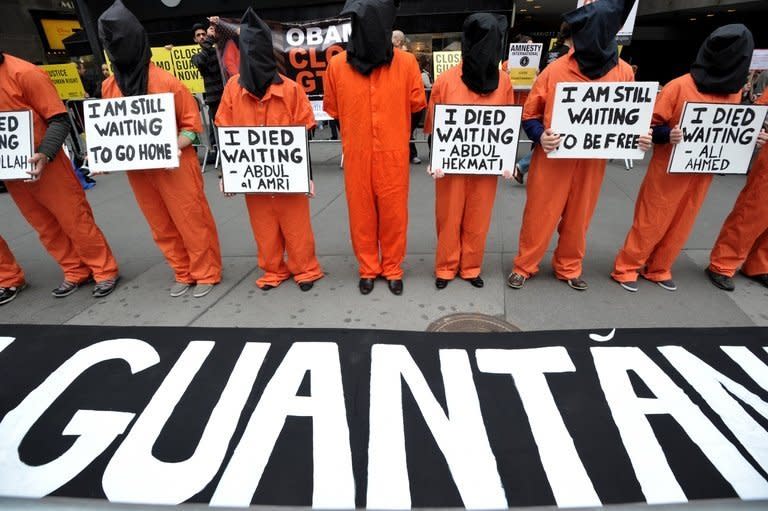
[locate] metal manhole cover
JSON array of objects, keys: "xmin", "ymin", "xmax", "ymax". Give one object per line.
[{"xmin": 426, "ymin": 313, "xmax": 521, "ymax": 333}]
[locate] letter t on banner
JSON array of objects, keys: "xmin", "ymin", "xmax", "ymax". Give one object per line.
[{"xmin": 476, "ymin": 347, "xmax": 601, "ymax": 508}]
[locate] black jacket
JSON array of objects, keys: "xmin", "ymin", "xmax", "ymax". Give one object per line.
[{"xmin": 191, "ymin": 38, "xmax": 224, "ymax": 105}]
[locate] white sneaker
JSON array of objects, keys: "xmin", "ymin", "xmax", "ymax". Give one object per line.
[
  {"xmin": 192, "ymin": 283, "xmax": 215, "ymax": 298},
  {"xmin": 411, "ymin": 156, "xmax": 422, "ymax": 164},
  {"xmin": 170, "ymin": 282, "xmax": 191, "ymax": 297}
]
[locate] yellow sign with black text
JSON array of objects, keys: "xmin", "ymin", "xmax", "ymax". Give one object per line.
[
  {"xmin": 433, "ymin": 51, "xmax": 461, "ymax": 81},
  {"xmin": 40, "ymin": 63, "xmax": 86, "ymax": 100},
  {"xmin": 106, "ymin": 45, "xmax": 204, "ymax": 94}
]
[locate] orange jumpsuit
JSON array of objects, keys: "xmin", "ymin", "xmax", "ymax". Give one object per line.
[
  {"xmin": 708, "ymin": 93, "xmax": 768, "ymax": 278},
  {"xmin": 0, "ymin": 236, "xmax": 24, "ymax": 288},
  {"xmin": 215, "ymin": 74, "xmax": 324, "ymax": 288},
  {"xmin": 424, "ymin": 65, "xmax": 514, "ymax": 280},
  {"xmin": 102, "ymin": 63, "xmax": 222, "ymax": 285},
  {"xmin": 324, "ymin": 48, "xmax": 426, "ymax": 280},
  {"xmin": 513, "ymin": 51, "xmax": 634, "ymax": 280},
  {"xmin": 1, "ymin": 54, "xmax": 119, "ymax": 284},
  {"xmin": 612, "ymin": 74, "xmax": 742, "ymax": 283}
]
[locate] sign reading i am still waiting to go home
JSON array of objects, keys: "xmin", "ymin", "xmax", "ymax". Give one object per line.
[{"xmin": 84, "ymin": 93, "xmax": 179, "ymax": 173}]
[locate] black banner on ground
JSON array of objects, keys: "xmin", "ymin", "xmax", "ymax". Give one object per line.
[{"xmin": 1, "ymin": 325, "xmax": 767, "ymax": 508}]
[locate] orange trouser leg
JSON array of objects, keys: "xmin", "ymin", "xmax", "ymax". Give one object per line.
[
  {"xmin": 245, "ymin": 196, "xmax": 291, "ymax": 288},
  {"xmin": 459, "ymin": 175, "xmax": 498, "ymax": 279},
  {"xmin": 612, "ymin": 162, "xmax": 712, "ymax": 282},
  {"xmin": 551, "ymin": 161, "xmax": 606, "ymax": 280},
  {"xmin": 6, "ymin": 155, "xmax": 118, "ymax": 283},
  {"xmin": 373, "ymin": 151, "xmax": 409, "ymax": 280},
  {"xmin": 0, "ymin": 236, "xmax": 25, "ymax": 288},
  {"xmin": 742, "ymin": 230, "xmax": 768, "ymax": 276},
  {"xmin": 513, "ymin": 150, "xmax": 575, "ymax": 278},
  {"xmin": 128, "ymin": 156, "xmax": 222, "ymax": 284},
  {"xmin": 709, "ymin": 162, "xmax": 768, "ymax": 277},
  {"xmin": 276, "ymin": 195, "xmax": 324, "ymax": 284},
  {"xmin": 434, "ymin": 175, "xmax": 466, "ymax": 280},
  {"xmin": 344, "ymin": 152, "xmax": 381, "ymax": 278}
]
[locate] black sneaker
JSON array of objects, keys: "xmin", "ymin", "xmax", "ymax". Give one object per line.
[
  {"xmin": 566, "ymin": 277, "xmax": 589, "ymax": 291},
  {"xmin": 707, "ymin": 268, "xmax": 735, "ymax": 291},
  {"xmin": 617, "ymin": 279, "xmax": 638, "ymax": 292},
  {"xmin": 92, "ymin": 276, "xmax": 120, "ymax": 298},
  {"xmin": 741, "ymin": 271, "xmax": 768, "ymax": 289},
  {"xmin": 0, "ymin": 283, "xmax": 26, "ymax": 306},
  {"xmin": 52, "ymin": 277, "xmax": 92, "ymax": 298}
]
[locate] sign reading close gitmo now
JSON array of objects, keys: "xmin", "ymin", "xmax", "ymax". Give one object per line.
[
  {"xmin": 668, "ymin": 102, "xmax": 768, "ymax": 175},
  {"xmin": 218, "ymin": 126, "xmax": 311, "ymax": 194},
  {"xmin": 430, "ymin": 104, "xmax": 522, "ymax": 175},
  {"xmin": 549, "ymin": 81, "xmax": 658, "ymax": 160},
  {"xmin": 84, "ymin": 93, "xmax": 179, "ymax": 173},
  {"xmin": 0, "ymin": 111, "xmax": 34, "ymax": 180}
]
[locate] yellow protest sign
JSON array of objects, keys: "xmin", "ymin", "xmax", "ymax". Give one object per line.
[
  {"xmin": 433, "ymin": 51, "xmax": 461, "ymax": 82},
  {"xmin": 169, "ymin": 45, "xmax": 205, "ymax": 94},
  {"xmin": 40, "ymin": 63, "xmax": 86, "ymax": 100},
  {"xmin": 105, "ymin": 45, "xmax": 205, "ymax": 94}
]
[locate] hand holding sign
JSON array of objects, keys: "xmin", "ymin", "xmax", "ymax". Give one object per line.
[
  {"xmin": 756, "ymin": 129, "xmax": 768, "ymax": 150},
  {"xmin": 638, "ymin": 130, "xmax": 653, "ymax": 152},
  {"xmin": 670, "ymin": 125, "xmax": 683, "ymax": 145},
  {"xmin": 25, "ymin": 153, "xmax": 47, "ymax": 182},
  {"xmin": 540, "ymin": 128, "xmax": 561, "ymax": 153}
]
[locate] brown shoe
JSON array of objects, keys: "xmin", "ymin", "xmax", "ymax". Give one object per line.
[
  {"xmin": 506, "ymin": 272, "xmax": 526, "ymax": 289},
  {"xmin": 566, "ymin": 277, "xmax": 588, "ymax": 291}
]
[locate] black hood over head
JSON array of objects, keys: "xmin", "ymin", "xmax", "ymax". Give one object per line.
[
  {"xmin": 461, "ymin": 13, "xmax": 507, "ymax": 94},
  {"xmin": 563, "ymin": 0, "xmax": 634, "ymax": 79},
  {"xmin": 98, "ymin": 0, "xmax": 151, "ymax": 96},
  {"xmin": 691, "ymin": 24, "xmax": 754, "ymax": 94},
  {"xmin": 341, "ymin": 0, "xmax": 396, "ymax": 75},
  {"xmin": 0, "ymin": 51, "xmax": 4, "ymax": 65},
  {"xmin": 238, "ymin": 7, "xmax": 282, "ymax": 98}
]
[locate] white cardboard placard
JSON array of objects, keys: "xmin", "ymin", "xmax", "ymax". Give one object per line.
[
  {"xmin": 668, "ymin": 102, "xmax": 768, "ymax": 175},
  {"xmin": 0, "ymin": 110, "xmax": 33, "ymax": 180},
  {"xmin": 750, "ymin": 49, "xmax": 768, "ymax": 71},
  {"xmin": 218, "ymin": 126, "xmax": 311, "ymax": 194},
  {"xmin": 507, "ymin": 43, "xmax": 543, "ymax": 91},
  {"xmin": 311, "ymin": 100, "xmax": 332, "ymax": 122},
  {"xmin": 430, "ymin": 104, "xmax": 522, "ymax": 175},
  {"xmin": 84, "ymin": 93, "xmax": 179, "ymax": 172},
  {"xmin": 549, "ymin": 81, "xmax": 657, "ymax": 160}
]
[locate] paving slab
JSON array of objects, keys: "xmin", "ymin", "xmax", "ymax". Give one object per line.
[
  {"xmin": 502, "ymin": 249, "xmax": 757, "ymax": 331},
  {"xmin": 63, "ymin": 257, "xmax": 255, "ymax": 327},
  {"xmin": 191, "ymin": 253, "xmax": 506, "ymax": 330}
]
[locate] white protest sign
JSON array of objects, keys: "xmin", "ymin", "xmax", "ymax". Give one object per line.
[
  {"xmin": 84, "ymin": 93, "xmax": 179, "ymax": 173},
  {"xmin": 218, "ymin": 126, "xmax": 311, "ymax": 194},
  {"xmin": 430, "ymin": 104, "xmax": 522, "ymax": 175},
  {"xmin": 507, "ymin": 43, "xmax": 543, "ymax": 90},
  {"xmin": 0, "ymin": 111, "xmax": 33, "ymax": 180},
  {"xmin": 751, "ymin": 49, "xmax": 768, "ymax": 71},
  {"xmin": 549, "ymin": 81, "xmax": 657, "ymax": 160},
  {"xmin": 577, "ymin": 0, "xmax": 639, "ymax": 43},
  {"xmin": 668, "ymin": 102, "xmax": 768, "ymax": 175},
  {"xmin": 311, "ymin": 100, "xmax": 332, "ymax": 122}
]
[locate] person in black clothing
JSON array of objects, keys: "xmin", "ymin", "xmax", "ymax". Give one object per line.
[
  {"xmin": 191, "ymin": 22, "xmax": 224, "ymax": 157},
  {"xmin": 545, "ymin": 22, "xmax": 572, "ymax": 67}
]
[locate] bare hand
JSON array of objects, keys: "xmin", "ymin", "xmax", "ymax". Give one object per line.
[
  {"xmin": 427, "ymin": 165, "xmax": 444, "ymax": 179},
  {"xmin": 308, "ymin": 180, "xmax": 316, "ymax": 198},
  {"xmin": 164, "ymin": 44, "xmax": 173, "ymax": 51},
  {"xmin": 670, "ymin": 124, "xmax": 683, "ymax": 145},
  {"xmin": 540, "ymin": 128, "xmax": 561, "ymax": 153},
  {"xmin": 756, "ymin": 129, "xmax": 768, "ymax": 150},
  {"xmin": 26, "ymin": 153, "xmax": 48, "ymax": 182},
  {"xmin": 502, "ymin": 169, "xmax": 514, "ymax": 180},
  {"xmin": 207, "ymin": 16, "xmax": 220, "ymax": 25},
  {"xmin": 638, "ymin": 129, "xmax": 653, "ymax": 152}
]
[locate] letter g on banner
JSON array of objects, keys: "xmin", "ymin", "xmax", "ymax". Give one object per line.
[{"xmin": 0, "ymin": 339, "xmax": 160, "ymax": 497}]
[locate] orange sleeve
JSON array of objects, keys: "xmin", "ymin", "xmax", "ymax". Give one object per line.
[
  {"xmin": 423, "ymin": 74, "xmax": 443, "ymax": 134},
  {"xmin": 757, "ymin": 93, "xmax": 768, "ymax": 106},
  {"xmin": 172, "ymin": 77, "xmax": 202, "ymax": 133},
  {"xmin": 651, "ymin": 80, "xmax": 679, "ymax": 127},
  {"xmin": 215, "ymin": 79, "xmax": 235, "ymax": 127},
  {"xmin": 522, "ymin": 65, "xmax": 548, "ymax": 122},
  {"xmin": 293, "ymin": 83, "xmax": 317, "ymax": 131},
  {"xmin": 504, "ymin": 75, "xmax": 515, "ymax": 105},
  {"xmin": 223, "ymin": 42, "xmax": 240, "ymax": 79},
  {"xmin": 19, "ymin": 66, "xmax": 66, "ymax": 120},
  {"xmin": 323, "ymin": 58, "xmax": 339, "ymax": 120},
  {"xmin": 407, "ymin": 54, "xmax": 427, "ymax": 113}
]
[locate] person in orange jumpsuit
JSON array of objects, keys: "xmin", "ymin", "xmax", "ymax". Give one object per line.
[
  {"xmin": 215, "ymin": 8, "xmax": 324, "ymax": 292},
  {"xmin": 706, "ymin": 91, "xmax": 768, "ymax": 291},
  {"xmin": 323, "ymin": 0, "xmax": 426, "ymax": 296},
  {"xmin": 424, "ymin": 13, "xmax": 515, "ymax": 290},
  {"xmin": 99, "ymin": 0, "xmax": 222, "ymax": 298},
  {"xmin": 0, "ymin": 51, "xmax": 120, "ymax": 299},
  {"xmin": 508, "ymin": 0, "xmax": 641, "ymax": 292},
  {"xmin": 0, "ymin": 236, "xmax": 25, "ymax": 305},
  {"xmin": 612, "ymin": 24, "xmax": 754, "ymax": 293}
]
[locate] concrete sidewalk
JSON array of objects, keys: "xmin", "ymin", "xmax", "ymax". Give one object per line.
[{"xmin": 1, "ymin": 141, "xmax": 765, "ymax": 331}]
